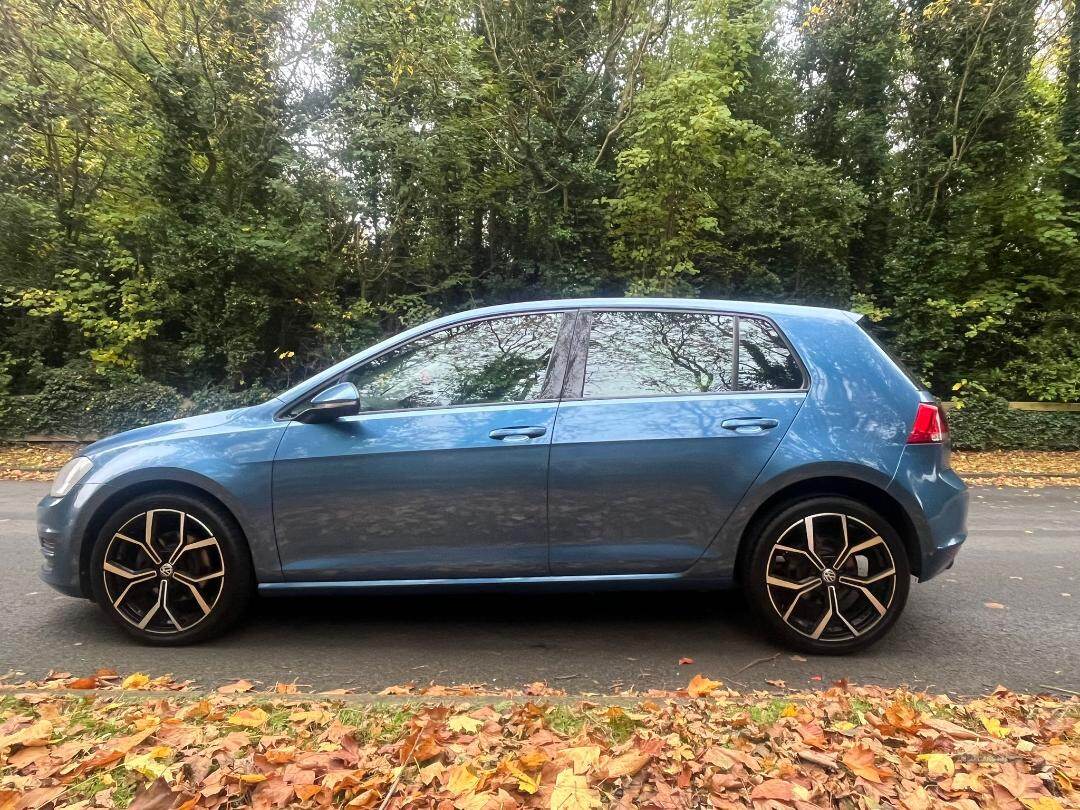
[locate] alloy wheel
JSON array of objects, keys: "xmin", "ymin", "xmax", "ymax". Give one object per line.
[
  {"xmin": 101, "ymin": 509, "xmax": 225, "ymax": 634},
  {"xmin": 764, "ymin": 512, "xmax": 897, "ymax": 642}
]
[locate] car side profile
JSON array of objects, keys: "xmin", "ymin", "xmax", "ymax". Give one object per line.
[{"xmin": 38, "ymin": 298, "xmax": 968, "ymax": 653}]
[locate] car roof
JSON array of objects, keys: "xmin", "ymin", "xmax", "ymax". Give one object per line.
[{"xmin": 440, "ymin": 297, "xmax": 862, "ymax": 323}]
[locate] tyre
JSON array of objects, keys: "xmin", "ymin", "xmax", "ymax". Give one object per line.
[
  {"xmin": 89, "ymin": 492, "xmax": 254, "ymax": 645},
  {"xmin": 742, "ymin": 496, "xmax": 910, "ymax": 655}
]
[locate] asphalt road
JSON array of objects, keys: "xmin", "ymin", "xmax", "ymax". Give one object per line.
[{"xmin": 1, "ymin": 481, "xmax": 1077, "ymax": 695}]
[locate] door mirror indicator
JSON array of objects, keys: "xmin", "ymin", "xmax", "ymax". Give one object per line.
[{"xmin": 295, "ymin": 382, "xmax": 362, "ymax": 423}]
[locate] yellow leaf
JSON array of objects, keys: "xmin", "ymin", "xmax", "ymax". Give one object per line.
[
  {"xmin": 917, "ymin": 753, "xmax": 955, "ymax": 777},
  {"xmin": 446, "ymin": 763, "xmax": 480, "ymax": 795},
  {"xmin": 228, "ymin": 707, "xmax": 269, "ymax": 728},
  {"xmin": 687, "ymin": 674, "xmax": 723, "ymax": 698},
  {"xmin": 124, "ymin": 747, "xmax": 173, "ymax": 780},
  {"xmin": 549, "ymin": 769, "xmax": 600, "ymax": 810},
  {"xmin": 287, "ymin": 709, "xmax": 331, "ymax": 725},
  {"xmin": 448, "ymin": 715, "xmax": 483, "ymax": 734},
  {"xmin": 561, "ymin": 746, "xmax": 600, "ymax": 774},
  {"xmin": 830, "ymin": 720, "xmax": 856, "ymax": 732},
  {"xmin": 506, "ymin": 761, "xmax": 541, "ymax": 794},
  {"xmin": 1022, "ymin": 799, "xmax": 1064, "ymax": 810},
  {"xmin": 981, "ymin": 716, "xmax": 1010, "ymax": 738},
  {"xmin": 780, "ymin": 704, "xmax": 798, "ymax": 718},
  {"xmin": 236, "ymin": 773, "xmax": 267, "ymax": 784},
  {"xmin": 0, "ymin": 719, "xmax": 53, "ymax": 749},
  {"xmin": 121, "ymin": 673, "xmax": 150, "ymax": 690}
]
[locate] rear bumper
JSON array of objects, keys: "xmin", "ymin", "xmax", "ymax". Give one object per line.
[{"xmin": 888, "ymin": 444, "xmax": 969, "ymax": 581}]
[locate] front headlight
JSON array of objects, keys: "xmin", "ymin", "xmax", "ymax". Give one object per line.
[{"xmin": 51, "ymin": 456, "xmax": 93, "ymax": 498}]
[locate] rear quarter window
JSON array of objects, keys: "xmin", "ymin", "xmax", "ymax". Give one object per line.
[{"xmin": 737, "ymin": 317, "xmax": 805, "ymax": 391}]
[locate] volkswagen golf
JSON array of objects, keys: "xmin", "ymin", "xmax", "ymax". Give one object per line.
[{"xmin": 38, "ymin": 298, "xmax": 968, "ymax": 652}]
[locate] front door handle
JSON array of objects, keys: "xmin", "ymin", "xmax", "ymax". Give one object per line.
[
  {"xmin": 489, "ymin": 426, "xmax": 547, "ymax": 442},
  {"xmin": 721, "ymin": 417, "xmax": 779, "ymax": 434}
]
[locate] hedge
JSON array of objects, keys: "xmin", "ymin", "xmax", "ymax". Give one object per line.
[
  {"xmin": 0, "ymin": 363, "xmax": 271, "ymax": 438},
  {"xmin": 947, "ymin": 394, "xmax": 1080, "ymax": 451}
]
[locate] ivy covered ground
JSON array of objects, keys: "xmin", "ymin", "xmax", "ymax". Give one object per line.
[{"xmin": 0, "ymin": 673, "xmax": 1077, "ymax": 809}]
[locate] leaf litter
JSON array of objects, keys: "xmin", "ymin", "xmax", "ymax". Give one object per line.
[{"xmin": 0, "ymin": 672, "xmax": 1077, "ymax": 808}]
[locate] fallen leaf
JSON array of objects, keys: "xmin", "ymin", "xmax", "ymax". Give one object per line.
[
  {"xmin": 561, "ymin": 746, "xmax": 601, "ymax": 774},
  {"xmin": 122, "ymin": 673, "xmax": 151, "ymax": 690},
  {"xmin": 446, "ymin": 763, "xmax": 480, "ymax": 795},
  {"xmin": 984, "ymin": 602, "xmax": 1006, "ymax": 609},
  {"xmin": 127, "ymin": 777, "xmax": 177, "ymax": 810},
  {"xmin": 549, "ymin": 769, "xmax": 600, "ymax": 810},
  {"xmin": 687, "ymin": 673, "xmax": 722, "ymax": 697},
  {"xmin": 750, "ymin": 779, "xmax": 796, "ymax": 800},
  {"xmin": 981, "ymin": 715, "xmax": 1011, "ymax": 738},
  {"xmin": 218, "ymin": 679, "xmax": 255, "ymax": 694},
  {"xmin": 228, "ymin": 707, "xmax": 269, "ymax": 728},
  {"xmin": 678, "ymin": 657, "xmax": 694, "ymax": 665},
  {"xmin": 917, "ymin": 752, "xmax": 955, "ymax": 777},
  {"xmin": 448, "ymin": 715, "xmax": 483, "ymax": 734},
  {"xmin": 600, "ymin": 750, "xmax": 651, "ymax": 779},
  {"xmin": 0, "ymin": 719, "xmax": 53, "ymax": 750},
  {"xmin": 842, "ymin": 743, "xmax": 891, "ymax": 783}
]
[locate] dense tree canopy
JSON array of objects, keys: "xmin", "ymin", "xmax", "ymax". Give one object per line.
[{"xmin": 1, "ymin": 0, "xmax": 1078, "ymax": 412}]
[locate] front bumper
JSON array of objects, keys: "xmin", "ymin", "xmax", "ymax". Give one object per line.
[
  {"xmin": 37, "ymin": 481, "xmax": 108, "ymax": 598},
  {"xmin": 888, "ymin": 443, "xmax": 969, "ymax": 581}
]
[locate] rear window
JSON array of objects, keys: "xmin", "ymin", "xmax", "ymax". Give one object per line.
[{"xmin": 858, "ymin": 318, "xmax": 927, "ymax": 389}]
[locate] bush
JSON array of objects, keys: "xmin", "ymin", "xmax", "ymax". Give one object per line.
[
  {"xmin": 0, "ymin": 366, "xmax": 278, "ymax": 437},
  {"xmin": 0, "ymin": 363, "xmax": 183, "ymax": 437},
  {"xmin": 182, "ymin": 384, "xmax": 274, "ymax": 417},
  {"xmin": 948, "ymin": 394, "xmax": 1080, "ymax": 451}
]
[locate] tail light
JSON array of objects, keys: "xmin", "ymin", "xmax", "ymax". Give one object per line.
[{"xmin": 907, "ymin": 402, "xmax": 948, "ymax": 444}]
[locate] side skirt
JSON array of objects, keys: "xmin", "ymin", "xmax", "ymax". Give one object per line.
[{"xmin": 259, "ymin": 572, "xmax": 733, "ymax": 597}]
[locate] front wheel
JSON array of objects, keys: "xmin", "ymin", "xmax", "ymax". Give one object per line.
[
  {"xmin": 89, "ymin": 492, "xmax": 253, "ymax": 645},
  {"xmin": 743, "ymin": 497, "xmax": 910, "ymax": 655}
]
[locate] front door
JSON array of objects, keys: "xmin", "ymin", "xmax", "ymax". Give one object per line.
[
  {"xmin": 272, "ymin": 311, "xmax": 571, "ymax": 581},
  {"xmin": 548, "ymin": 309, "xmax": 807, "ymax": 575}
]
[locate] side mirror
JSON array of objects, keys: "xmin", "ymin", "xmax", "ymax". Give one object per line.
[{"xmin": 296, "ymin": 382, "xmax": 362, "ymax": 423}]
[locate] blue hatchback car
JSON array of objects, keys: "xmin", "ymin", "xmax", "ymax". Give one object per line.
[{"xmin": 38, "ymin": 298, "xmax": 968, "ymax": 652}]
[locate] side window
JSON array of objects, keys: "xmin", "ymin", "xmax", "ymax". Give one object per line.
[
  {"xmin": 738, "ymin": 317, "xmax": 803, "ymax": 391},
  {"xmin": 344, "ymin": 313, "xmax": 563, "ymax": 411},
  {"xmin": 583, "ymin": 311, "xmax": 735, "ymax": 398}
]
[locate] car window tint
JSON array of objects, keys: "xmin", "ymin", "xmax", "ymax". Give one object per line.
[
  {"xmin": 738, "ymin": 317, "xmax": 803, "ymax": 390},
  {"xmin": 583, "ymin": 311, "xmax": 735, "ymax": 398},
  {"xmin": 346, "ymin": 313, "xmax": 561, "ymax": 410}
]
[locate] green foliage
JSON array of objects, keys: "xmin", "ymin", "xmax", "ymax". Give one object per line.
[
  {"xmin": 0, "ymin": 364, "xmax": 182, "ymax": 437},
  {"xmin": 948, "ymin": 394, "xmax": 1080, "ymax": 451},
  {"xmin": 0, "ymin": 0, "xmax": 1078, "ymax": 443}
]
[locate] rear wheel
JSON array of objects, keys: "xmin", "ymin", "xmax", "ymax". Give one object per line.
[
  {"xmin": 743, "ymin": 496, "xmax": 910, "ymax": 654},
  {"xmin": 89, "ymin": 492, "xmax": 253, "ymax": 645}
]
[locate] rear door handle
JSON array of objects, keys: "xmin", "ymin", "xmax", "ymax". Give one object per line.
[
  {"xmin": 489, "ymin": 426, "xmax": 547, "ymax": 442},
  {"xmin": 721, "ymin": 417, "xmax": 779, "ymax": 434}
]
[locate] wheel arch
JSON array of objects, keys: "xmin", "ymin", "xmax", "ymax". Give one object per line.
[
  {"xmin": 78, "ymin": 479, "xmax": 252, "ymax": 598},
  {"xmin": 733, "ymin": 475, "xmax": 923, "ymax": 582}
]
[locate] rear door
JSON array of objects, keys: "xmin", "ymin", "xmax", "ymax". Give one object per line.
[{"xmin": 548, "ymin": 309, "xmax": 807, "ymax": 575}]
